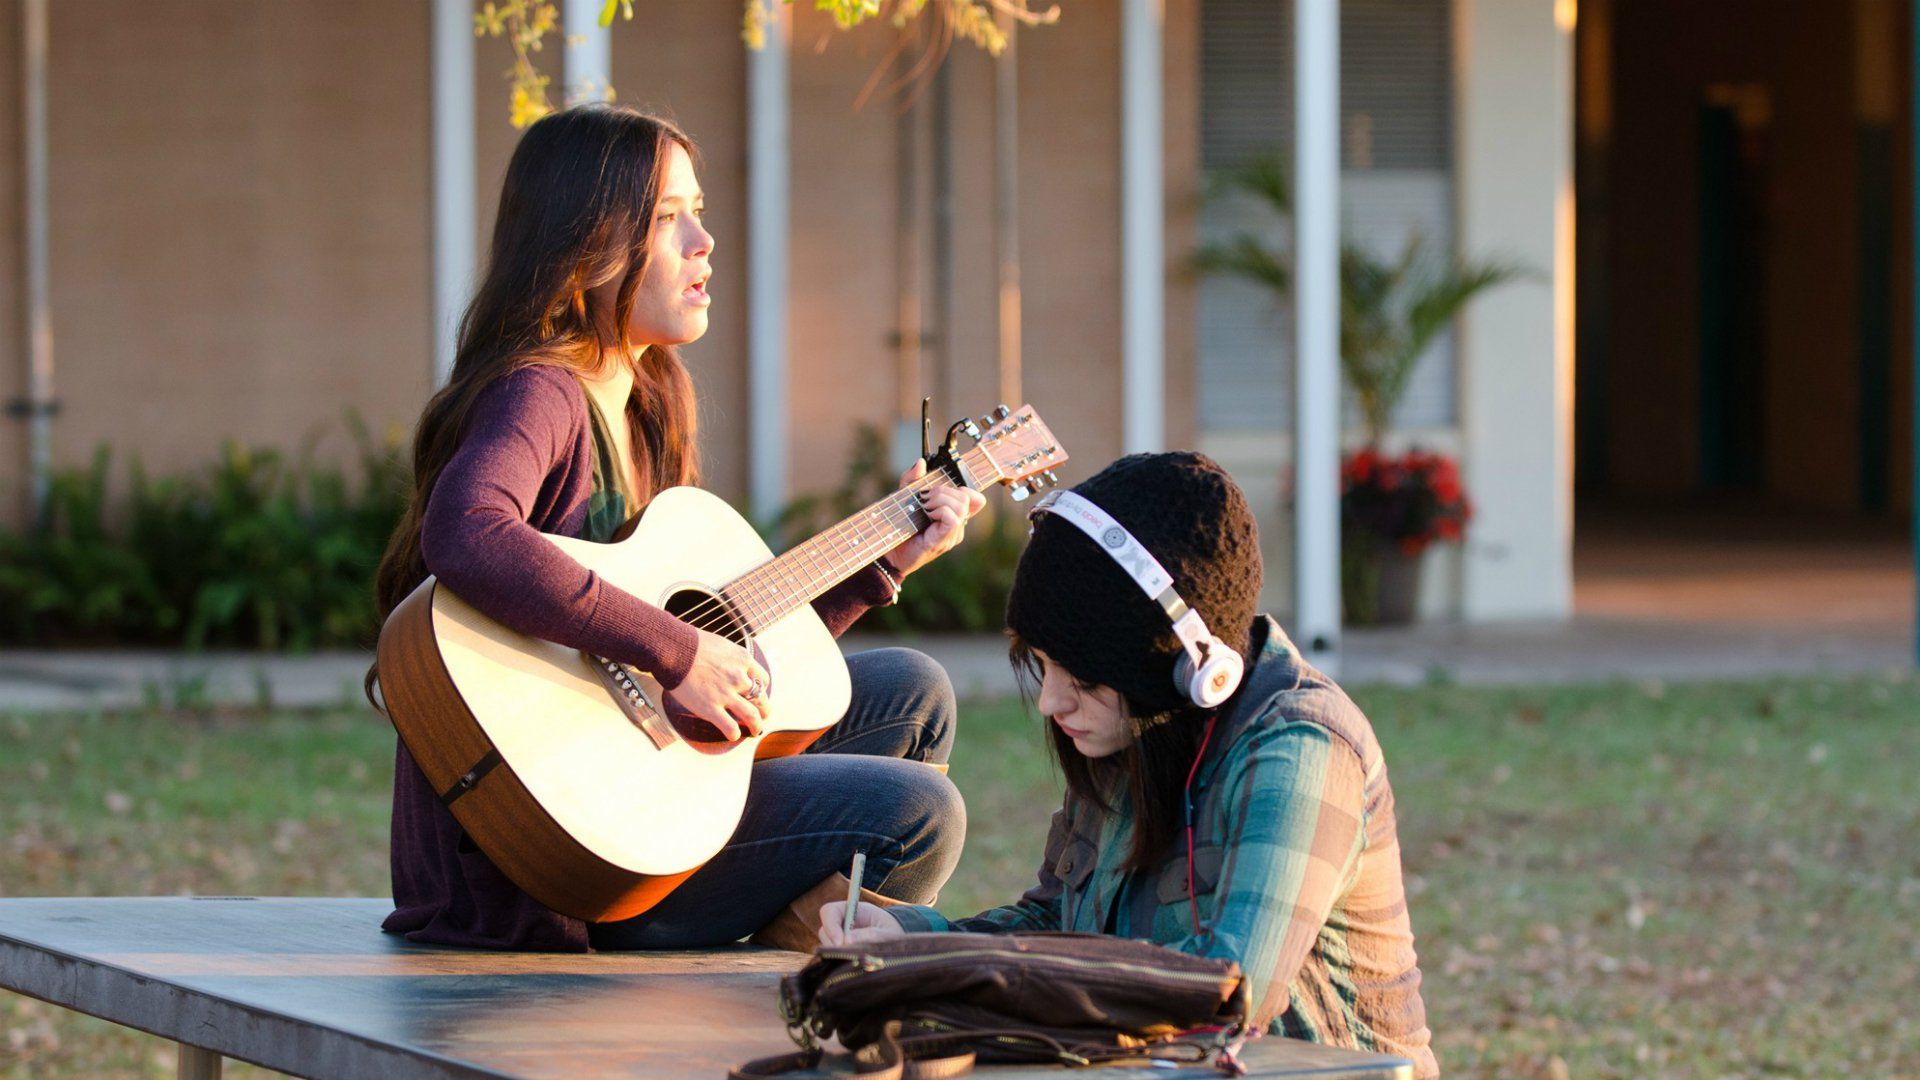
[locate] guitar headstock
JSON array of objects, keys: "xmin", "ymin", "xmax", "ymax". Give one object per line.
[{"xmin": 964, "ymin": 404, "xmax": 1069, "ymax": 501}]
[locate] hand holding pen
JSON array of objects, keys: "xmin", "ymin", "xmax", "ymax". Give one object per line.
[{"xmin": 818, "ymin": 849, "xmax": 908, "ymax": 946}]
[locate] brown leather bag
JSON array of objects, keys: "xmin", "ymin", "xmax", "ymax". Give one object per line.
[{"xmin": 734, "ymin": 933, "xmax": 1254, "ymax": 1078}]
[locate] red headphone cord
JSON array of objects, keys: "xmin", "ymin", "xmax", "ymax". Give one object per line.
[{"xmin": 1183, "ymin": 712, "xmax": 1221, "ymax": 937}]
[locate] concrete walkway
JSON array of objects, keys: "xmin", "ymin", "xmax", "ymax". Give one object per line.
[
  {"xmin": 2, "ymin": 513, "xmax": 1909, "ymax": 712},
  {"xmin": 0, "ymin": 615, "xmax": 1908, "ymax": 715}
]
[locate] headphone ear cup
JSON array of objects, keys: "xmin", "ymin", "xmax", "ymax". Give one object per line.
[{"xmin": 1174, "ymin": 641, "xmax": 1244, "ymax": 709}]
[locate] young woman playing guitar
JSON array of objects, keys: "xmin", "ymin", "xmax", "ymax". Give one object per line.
[{"xmin": 369, "ymin": 105, "xmax": 984, "ymax": 952}]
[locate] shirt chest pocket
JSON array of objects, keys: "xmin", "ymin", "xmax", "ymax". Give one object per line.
[
  {"xmin": 1154, "ymin": 843, "xmax": 1226, "ymax": 904},
  {"xmin": 1053, "ymin": 837, "xmax": 1099, "ymax": 924}
]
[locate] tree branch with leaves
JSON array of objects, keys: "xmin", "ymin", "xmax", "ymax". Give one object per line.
[{"xmin": 477, "ymin": 0, "xmax": 1063, "ymax": 129}]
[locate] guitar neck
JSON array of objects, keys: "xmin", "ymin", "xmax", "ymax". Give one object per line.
[{"xmin": 721, "ymin": 448, "xmax": 995, "ymax": 634}]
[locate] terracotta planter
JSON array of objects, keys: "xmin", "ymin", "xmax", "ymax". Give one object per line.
[{"xmin": 1342, "ymin": 536, "xmax": 1424, "ymax": 627}]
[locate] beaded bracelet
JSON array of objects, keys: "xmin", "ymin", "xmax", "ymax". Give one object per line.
[{"xmin": 873, "ymin": 556, "xmax": 904, "ymax": 605}]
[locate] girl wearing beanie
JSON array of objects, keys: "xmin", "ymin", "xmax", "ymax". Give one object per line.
[{"xmin": 820, "ymin": 452, "xmax": 1439, "ymax": 1078}]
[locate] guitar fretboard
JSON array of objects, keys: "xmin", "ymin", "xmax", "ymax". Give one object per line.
[{"xmin": 717, "ymin": 448, "xmax": 996, "ymax": 634}]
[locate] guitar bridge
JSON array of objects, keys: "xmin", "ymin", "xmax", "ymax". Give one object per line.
[{"xmin": 586, "ymin": 654, "xmax": 678, "ymax": 750}]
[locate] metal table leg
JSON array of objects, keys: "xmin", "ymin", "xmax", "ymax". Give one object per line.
[{"xmin": 178, "ymin": 1043, "xmax": 222, "ymax": 1080}]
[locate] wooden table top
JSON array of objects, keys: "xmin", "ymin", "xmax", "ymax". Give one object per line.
[{"xmin": 0, "ymin": 897, "xmax": 1412, "ymax": 1079}]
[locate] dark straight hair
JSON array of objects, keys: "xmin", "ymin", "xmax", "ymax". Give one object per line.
[
  {"xmin": 368, "ymin": 106, "xmax": 701, "ymax": 700},
  {"xmin": 1010, "ymin": 636, "xmax": 1212, "ymax": 873}
]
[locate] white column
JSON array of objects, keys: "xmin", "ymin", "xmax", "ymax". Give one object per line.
[
  {"xmin": 994, "ymin": 8, "xmax": 1023, "ymax": 409},
  {"xmin": 747, "ymin": 3, "xmax": 791, "ymax": 524},
  {"xmin": 563, "ymin": 0, "xmax": 612, "ymax": 105},
  {"xmin": 431, "ymin": 0, "xmax": 477, "ymax": 386},
  {"xmin": 1293, "ymin": 0, "xmax": 1342, "ymax": 666},
  {"xmin": 1455, "ymin": 0, "xmax": 1574, "ymax": 620},
  {"xmin": 19, "ymin": 0, "xmax": 52, "ymax": 521},
  {"xmin": 1121, "ymin": 0, "xmax": 1164, "ymax": 453}
]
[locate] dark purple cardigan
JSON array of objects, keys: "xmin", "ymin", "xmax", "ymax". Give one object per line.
[{"xmin": 383, "ymin": 364, "xmax": 896, "ymax": 951}]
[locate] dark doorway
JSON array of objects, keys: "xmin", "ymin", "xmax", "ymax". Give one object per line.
[
  {"xmin": 1695, "ymin": 85, "xmax": 1770, "ymax": 493},
  {"xmin": 1574, "ymin": 0, "xmax": 1913, "ymax": 631}
]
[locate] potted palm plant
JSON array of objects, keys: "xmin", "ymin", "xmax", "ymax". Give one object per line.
[{"xmin": 1196, "ymin": 153, "xmax": 1524, "ymax": 624}]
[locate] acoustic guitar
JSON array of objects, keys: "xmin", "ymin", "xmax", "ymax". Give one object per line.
[{"xmin": 376, "ymin": 405, "xmax": 1067, "ymax": 922}]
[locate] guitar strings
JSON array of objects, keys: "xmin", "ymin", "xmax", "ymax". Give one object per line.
[
  {"xmin": 656, "ymin": 494, "xmax": 920, "ymax": 645},
  {"xmin": 655, "ymin": 467, "xmax": 956, "ymax": 643},
  {"xmin": 666, "ymin": 471, "xmax": 939, "ymax": 634},
  {"xmin": 657, "ymin": 427, "xmax": 1043, "ymax": 639}
]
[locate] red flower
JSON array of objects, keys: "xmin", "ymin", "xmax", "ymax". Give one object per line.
[
  {"xmin": 1338, "ymin": 446, "xmax": 1472, "ymax": 550},
  {"xmin": 1342, "ymin": 448, "xmax": 1377, "ymax": 489}
]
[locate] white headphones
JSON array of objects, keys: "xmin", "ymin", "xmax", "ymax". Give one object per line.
[{"xmin": 1028, "ymin": 489, "xmax": 1245, "ymax": 709}]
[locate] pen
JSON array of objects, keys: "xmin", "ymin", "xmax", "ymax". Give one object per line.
[{"xmin": 843, "ymin": 850, "xmax": 866, "ymax": 937}]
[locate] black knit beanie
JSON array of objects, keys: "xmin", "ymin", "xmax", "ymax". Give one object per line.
[{"xmin": 1007, "ymin": 451, "xmax": 1263, "ymax": 714}]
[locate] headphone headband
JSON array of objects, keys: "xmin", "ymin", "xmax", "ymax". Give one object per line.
[
  {"xmin": 1028, "ymin": 490, "xmax": 1174, "ymax": 600},
  {"xmin": 1028, "ymin": 489, "xmax": 1243, "ymax": 708}
]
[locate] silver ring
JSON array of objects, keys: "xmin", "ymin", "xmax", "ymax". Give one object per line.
[{"xmin": 743, "ymin": 677, "xmax": 764, "ymax": 701}]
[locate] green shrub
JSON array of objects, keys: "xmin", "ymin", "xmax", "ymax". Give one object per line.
[
  {"xmin": 0, "ymin": 417, "xmax": 1010, "ymax": 649},
  {"xmin": 773, "ymin": 423, "xmax": 1023, "ymax": 635},
  {"xmin": 0, "ymin": 449, "xmax": 166, "ymax": 644},
  {"xmin": 0, "ymin": 418, "xmax": 408, "ymax": 651}
]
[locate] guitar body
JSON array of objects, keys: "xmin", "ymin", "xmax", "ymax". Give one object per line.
[
  {"xmin": 375, "ymin": 404, "xmax": 1065, "ymax": 925},
  {"xmin": 378, "ymin": 486, "xmax": 851, "ymax": 923}
]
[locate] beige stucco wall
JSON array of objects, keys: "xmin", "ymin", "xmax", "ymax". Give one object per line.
[
  {"xmin": 0, "ymin": 1, "xmax": 434, "ymax": 525},
  {"xmin": 1, "ymin": 1, "xmax": 1196, "ymax": 527}
]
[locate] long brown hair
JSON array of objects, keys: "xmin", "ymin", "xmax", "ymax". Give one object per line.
[
  {"xmin": 1010, "ymin": 636, "xmax": 1212, "ymax": 872},
  {"xmin": 368, "ymin": 106, "xmax": 701, "ymax": 701}
]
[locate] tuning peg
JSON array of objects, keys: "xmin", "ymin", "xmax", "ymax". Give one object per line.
[
  {"xmin": 1009, "ymin": 482, "xmax": 1032, "ymax": 502},
  {"xmin": 1042, "ymin": 470, "xmax": 1060, "ymax": 488},
  {"xmin": 961, "ymin": 419, "xmax": 982, "ymax": 441},
  {"xmin": 993, "ymin": 404, "xmax": 1012, "ymax": 420}
]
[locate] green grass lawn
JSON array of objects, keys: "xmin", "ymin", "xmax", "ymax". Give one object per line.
[{"xmin": 4, "ymin": 675, "xmax": 1919, "ymax": 1078}]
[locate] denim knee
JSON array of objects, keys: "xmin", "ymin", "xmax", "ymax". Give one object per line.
[
  {"xmin": 898, "ymin": 647, "xmax": 957, "ymax": 760},
  {"xmin": 881, "ymin": 765, "xmax": 967, "ymax": 903},
  {"xmin": 854, "ymin": 646, "xmax": 957, "ymax": 764}
]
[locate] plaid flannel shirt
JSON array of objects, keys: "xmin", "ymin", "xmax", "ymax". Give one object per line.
[{"xmin": 890, "ymin": 617, "xmax": 1439, "ymax": 1078}]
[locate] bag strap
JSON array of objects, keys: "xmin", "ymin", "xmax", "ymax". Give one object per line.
[
  {"xmin": 855, "ymin": 1029, "xmax": 978, "ymax": 1080},
  {"xmin": 728, "ymin": 1047, "xmax": 823, "ymax": 1079},
  {"xmin": 729, "ymin": 1025, "xmax": 977, "ymax": 1080}
]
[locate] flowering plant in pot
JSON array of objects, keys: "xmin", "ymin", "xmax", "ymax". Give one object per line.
[
  {"xmin": 1196, "ymin": 152, "xmax": 1524, "ymax": 624},
  {"xmin": 1333, "ymin": 234, "xmax": 1519, "ymax": 624},
  {"xmin": 1339, "ymin": 447, "xmax": 1470, "ymax": 625}
]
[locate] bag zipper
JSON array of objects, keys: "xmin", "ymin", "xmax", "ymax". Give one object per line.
[{"xmin": 820, "ymin": 946, "xmax": 1234, "ymax": 991}]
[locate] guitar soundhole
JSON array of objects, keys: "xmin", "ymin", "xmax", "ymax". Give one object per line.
[
  {"xmin": 663, "ymin": 587, "xmax": 748, "ymax": 645},
  {"xmin": 660, "ymin": 587, "xmax": 764, "ymax": 746}
]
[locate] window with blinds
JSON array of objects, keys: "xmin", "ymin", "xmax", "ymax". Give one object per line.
[{"xmin": 1197, "ymin": 0, "xmax": 1457, "ymax": 435}]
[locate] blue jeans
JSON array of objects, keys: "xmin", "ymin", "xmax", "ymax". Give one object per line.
[{"xmin": 588, "ymin": 648, "xmax": 966, "ymax": 949}]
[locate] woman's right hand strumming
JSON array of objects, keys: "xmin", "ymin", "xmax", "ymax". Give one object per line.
[{"xmin": 672, "ymin": 629, "xmax": 771, "ymax": 741}]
